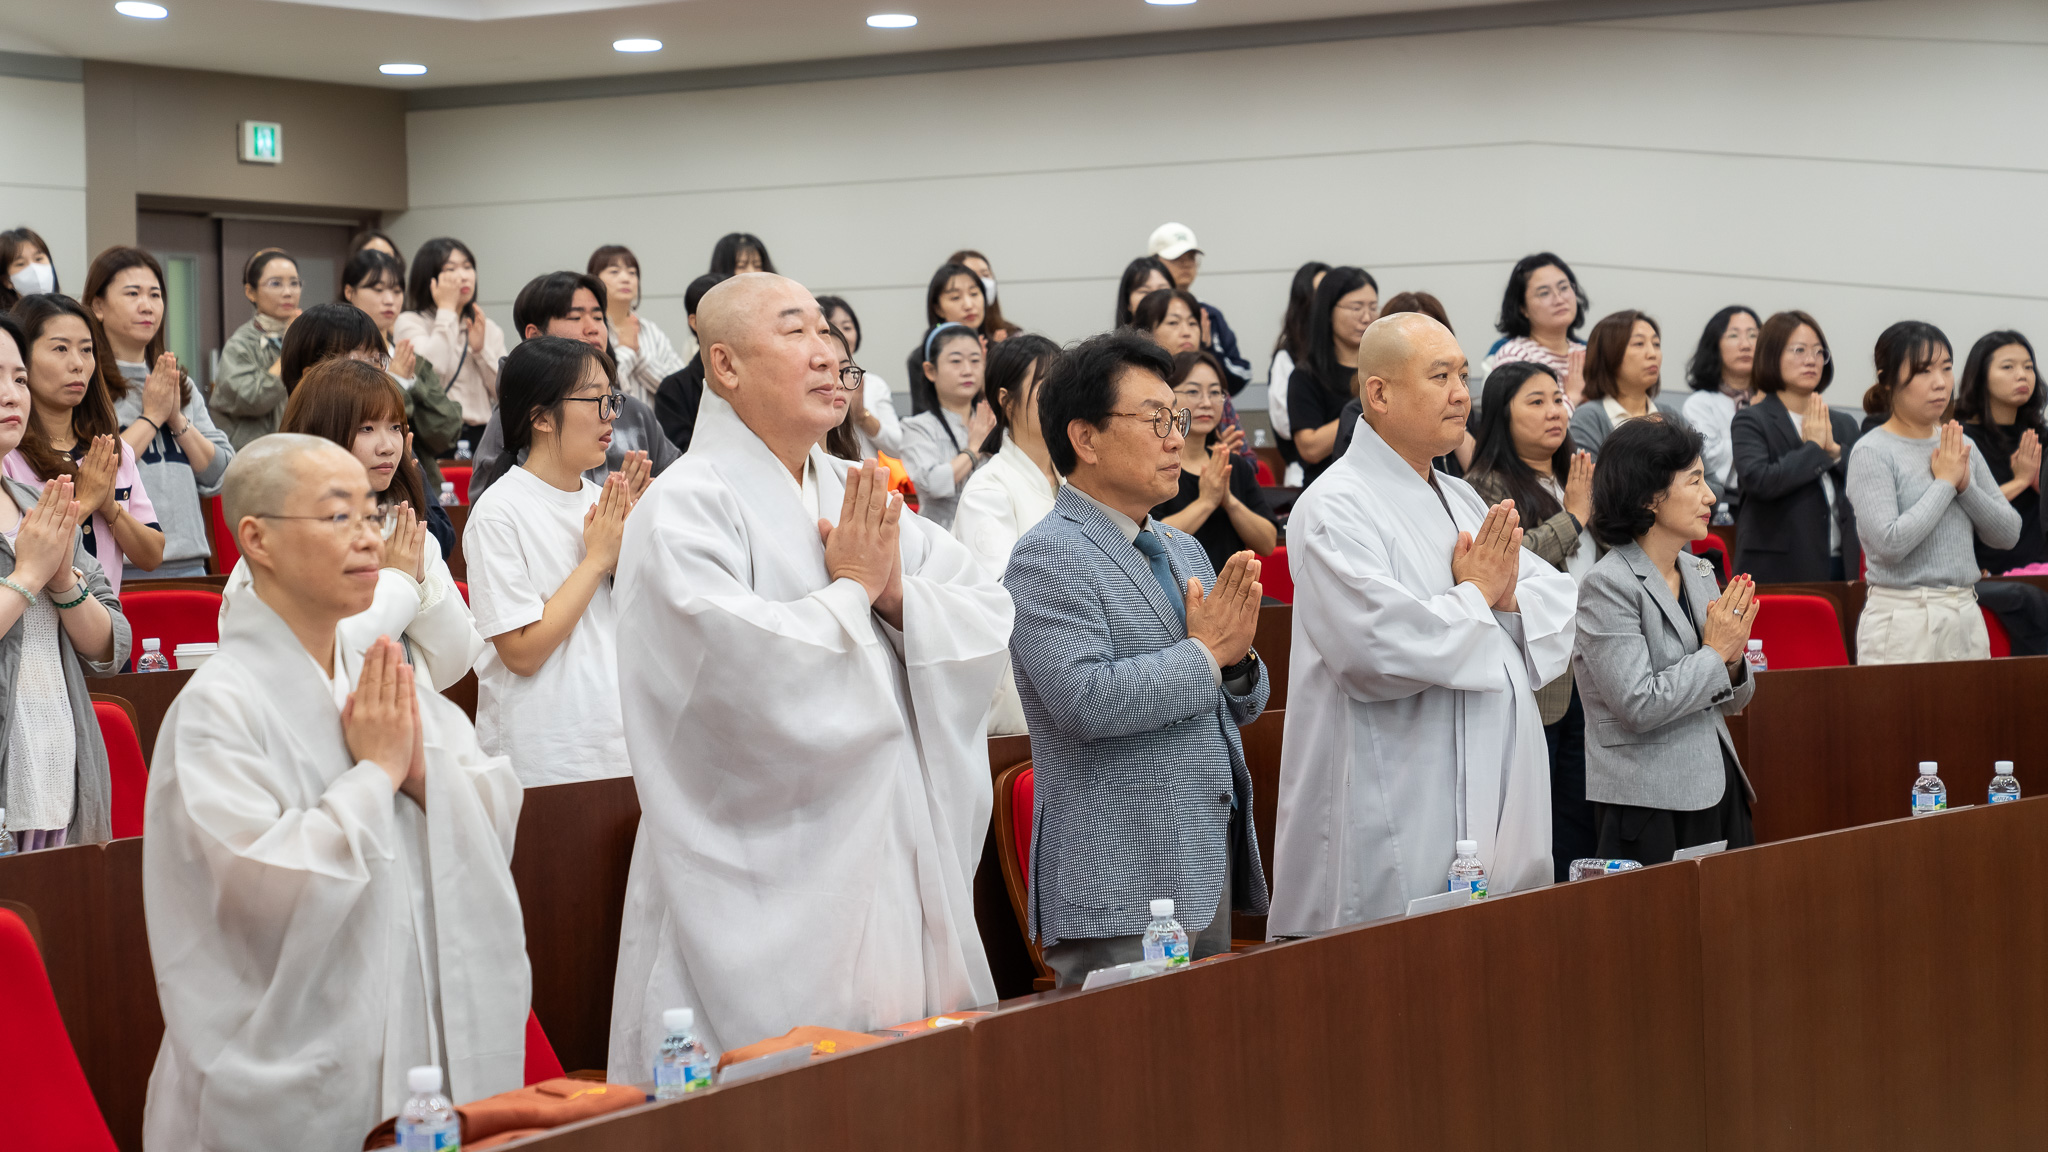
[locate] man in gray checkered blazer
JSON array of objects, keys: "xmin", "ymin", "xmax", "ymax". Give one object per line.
[{"xmin": 1006, "ymin": 332, "xmax": 1269, "ymax": 987}]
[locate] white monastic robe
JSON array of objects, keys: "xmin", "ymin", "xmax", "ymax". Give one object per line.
[
  {"xmin": 1266, "ymin": 419, "xmax": 1575, "ymax": 937},
  {"xmin": 142, "ymin": 587, "xmax": 528, "ymax": 1152},
  {"xmin": 607, "ymin": 393, "xmax": 1011, "ymax": 1074}
]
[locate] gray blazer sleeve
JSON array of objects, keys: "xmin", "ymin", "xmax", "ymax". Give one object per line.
[{"xmin": 1574, "ymin": 563, "xmax": 1737, "ymax": 735}]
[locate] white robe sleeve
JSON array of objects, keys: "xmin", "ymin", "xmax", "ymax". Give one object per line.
[
  {"xmin": 336, "ymin": 553, "xmax": 485, "ymax": 693},
  {"xmin": 863, "ymin": 372, "xmax": 905, "ymax": 457}
]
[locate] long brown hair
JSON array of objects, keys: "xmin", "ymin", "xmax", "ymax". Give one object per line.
[
  {"xmin": 12, "ymin": 293, "xmax": 120, "ymax": 481},
  {"xmin": 84, "ymin": 246, "xmax": 192, "ymax": 407},
  {"xmin": 281, "ymin": 358, "xmax": 428, "ymax": 513}
]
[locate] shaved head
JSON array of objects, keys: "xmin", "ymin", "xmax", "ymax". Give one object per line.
[
  {"xmin": 222, "ymin": 433, "xmax": 361, "ymax": 527},
  {"xmin": 1356, "ymin": 312, "xmax": 1472, "ymax": 475},
  {"xmin": 696, "ymin": 272, "xmax": 848, "ymax": 474},
  {"xmin": 697, "ymin": 272, "xmax": 802, "ymax": 377}
]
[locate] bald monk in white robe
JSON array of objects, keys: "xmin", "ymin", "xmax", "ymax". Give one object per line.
[
  {"xmin": 1268, "ymin": 315, "xmax": 1576, "ymax": 936},
  {"xmin": 143, "ymin": 435, "xmax": 527, "ymax": 1152},
  {"xmin": 608, "ymin": 274, "xmax": 1012, "ymax": 1072}
]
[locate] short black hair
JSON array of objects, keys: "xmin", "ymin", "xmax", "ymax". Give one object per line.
[
  {"xmin": 1590, "ymin": 415, "xmax": 1705, "ymax": 546},
  {"xmin": 1038, "ymin": 330, "xmax": 1173, "ymax": 476},
  {"xmin": 709, "ymin": 232, "xmax": 774, "ymax": 276},
  {"xmin": 279, "ymin": 301, "xmax": 383, "ymax": 392},
  {"xmin": 513, "ymin": 271, "xmax": 606, "ymax": 339},
  {"xmin": 406, "ymin": 237, "xmax": 478, "ymax": 319},
  {"xmin": 684, "ymin": 272, "xmax": 726, "ymax": 318},
  {"xmin": 1496, "ymin": 252, "xmax": 1587, "ymax": 340}
]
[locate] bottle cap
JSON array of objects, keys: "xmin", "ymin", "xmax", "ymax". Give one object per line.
[
  {"xmin": 1996, "ymin": 761, "xmax": 2014, "ymax": 773},
  {"xmin": 1149, "ymin": 898, "xmax": 1174, "ymax": 918},
  {"xmin": 1919, "ymin": 761, "xmax": 1939, "ymax": 773},
  {"xmin": 1455, "ymin": 839, "xmax": 1478, "ymax": 855},
  {"xmin": 663, "ymin": 1007, "xmax": 693, "ymax": 1033},
  {"xmin": 142, "ymin": 638, "xmax": 161, "ymax": 651},
  {"xmin": 441, "ymin": 481, "xmax": 454, "ymax": 490},
  {"xmin": 1746, "ymin": 639, "xmax": 1762, "ymax": 650},
  {"xmin": 407, "ymin": 1065, "xmax": 442, "ymax": 1094}
]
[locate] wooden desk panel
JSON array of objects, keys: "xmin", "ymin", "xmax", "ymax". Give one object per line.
[
  {"xmin": 1739, "ymin": 656, "xmax": 2048, "ymax": 842},
  {"xmin": 1700, "ymin": 798, "xmax": 2048, "ymax": 1151},
  {"xmin": 1253, "ymin": 602, "xmax": 1291, "ymax": 711},
  {"xmin": 511, "ymin": 776, "xmax": 643, "ymax": 1075},
  {"xmin": 87, "ymin": 668, "xmax": 194, "ymax": 765},
  {"xmin": 515, "ymin": 1027, "xmax": 973, "ymax": 1152},
  {"xmin": 1232, "ymin": 707, "xmax": 1284, "ymax": 943}
]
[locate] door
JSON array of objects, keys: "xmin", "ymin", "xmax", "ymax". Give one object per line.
[
  {"xmin": 136, "ymin": 211, "xmax": 220, "ymax": 390},
  {"xmin": 218, "ymin": 218, "xmax": 355, "ymax": 337}
]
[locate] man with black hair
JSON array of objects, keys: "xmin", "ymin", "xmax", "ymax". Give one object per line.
[
  {"xmin": 1005, "ymin": 329, "xmax": 1269, "ymax": 986},
  {"xmin": 469, "ymin": 271, "xmax": 678, "ymax": 499},
  {"xmin": 652, "ymin": 272, "xmax": 727, "ymax": 452}
]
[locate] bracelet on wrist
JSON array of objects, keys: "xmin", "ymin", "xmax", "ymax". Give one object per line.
[
  {"xmin": 0, "ymin": 576, "xmax": 35, "ymax": 606},
  {"xmin": 136, "ymin": 416, "xmax": 162, "ymax": 436},
  {"xmin": 50, "ymin": 581, "xmax": 91, "ymax": 610}
]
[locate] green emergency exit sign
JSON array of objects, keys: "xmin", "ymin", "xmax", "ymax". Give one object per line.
[{"xmin": 239, "ymin": 120, "xmax": 282, "ymax": 164}]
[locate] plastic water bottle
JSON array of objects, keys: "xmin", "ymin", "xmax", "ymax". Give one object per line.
[
  {"xmin": 136, "ymin": 638, "xmax": 172, "ymax": 673},
  {"xmin": 1744, "ymin": 639, "xmax": 1767, "ymax": 674},
  {"xmin": 653, "ymin": 1007, "xmax": 713, "ymax": 1099},
  {"xmin": 1447, "ymin": 839, "xmax": 1488, "ymax": 901},
  {"xmin": 454, "ymin": 439, "xmax": 473, "ymax": 461},
  {"xmin": 0, "ymin": 808, "xmax": 15, "ymax": 858},
  {"xmin": 394, "ymin": 1065, "xmax": 459, "ymax": 1150},
  {"xmin": 1140, "ymin": 898, "xmax": 1191, "ymax": 967},
  {"xmin": 438, "ymin": 481, "xmax": 459, "ymax": 507},
  {"xmin": 1989, "ymin": 761, "xmax": 2020, "ymax": 805},
  {"xmin": 1911, "ymin": 761, "xmax": 1947, "ymax": 816}
]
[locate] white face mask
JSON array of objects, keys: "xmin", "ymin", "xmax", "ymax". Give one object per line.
[
  {"xmin": 10, "ymin": 262, "xmax": 52, "ymax": 297},
  {"xmin": 979, "ymin": 275, "xmax": 997, "ymax": 307}
]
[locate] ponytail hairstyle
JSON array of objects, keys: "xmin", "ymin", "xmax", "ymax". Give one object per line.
[
  {"xmin": 1864, "ymin": 320, "xmax": 1953, "ymax": 420},
  {"xmin": 474, "ymin": 335, "xmax": 616, "ymax": 492},
  {"xmin": 84, "ymin": 245, "xmax": 191, "ymax": 406},
  {"xmin": 282, "ymin": 357, "xmax": 428, "ymax": 515},
  {"xmin": 11, "ymin": 293, "xmax": 120, "ymax": 482},
  {"xmin": 981, "ymin": 333, "xmax": 1060, "ymax": 456}
]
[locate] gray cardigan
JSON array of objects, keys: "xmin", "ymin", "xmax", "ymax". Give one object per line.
[
  {"xmin": 0, "ymin": 477, "xmax": 133, "ymax": 845},
  {"xmin": 1572, "ymin": 541, "xmax": 1754, "ymax": 812},
  {"xmin": 113, "ymin": 363, "xmax": 235, "ymax": 572},
  {"xmin": 1847, "ymin": 425, "xmax": 2020, "ymax": 589}
]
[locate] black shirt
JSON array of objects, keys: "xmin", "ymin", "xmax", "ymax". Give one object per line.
[
  {"xmin": 1151, "ymin": 449, "xmax": 1279, "ymax": 575},
  {"xmin": 1288, "ymin": 365, "xmax": 1351, "ymax": 485},
  {"xmin": 654, "ymin": 352, "xmax": 706, "ymax": 452},
  {"xmin": 1962, "ymin": 421, "xmax": 2046, "ymax": 572}
]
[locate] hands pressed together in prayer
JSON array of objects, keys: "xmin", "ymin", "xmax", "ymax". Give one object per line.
[
  {"xmin": 1187, "ymin": 549, "xmax": 1262, "ymax": 668},
  {"xmin": 1454, "ymin": 500, "xmax": 1523, "ymax": 613},
  {"xmin": 822, "ymin": 459, "xmax": 906, "ymax": 630},
  {"xmin": 343, "ymin": 637, "xmax": 428, "ymax": 808},
  {"xmin": 1703, "ymin": 573, "xmax": 1758, "ymax": 667},
  {"xmin": 1930, "ymin": 420, "xmax": 1972, "ymax": 493}
]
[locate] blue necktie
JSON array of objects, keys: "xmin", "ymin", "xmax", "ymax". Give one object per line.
[{"xmin": 1133, "ymin": 528, "xmax": 1186, "ymax": 630}]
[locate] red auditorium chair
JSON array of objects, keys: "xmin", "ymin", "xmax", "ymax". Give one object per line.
[
  {"xmin": 991, "ymin": 762, "xmax": 1054, "ymax": 990},
  {"xmin": 0, "ymin": 908, "xmax": 119, "ymax": 1150},
  {"xmin": 120, "ymin": 587, "xmax": 224, "ymax": 659},
  {"xmin": 1983, "ymin": 606, "xmax": 2012, "ymax": 658},
  {"xmin": 455, "ymin": 580, "xmax": 471, "ymax": 605},
  {"xmin": 1260, "ymin": 545, "xmax": 1294, "ymax": 605},
  {"xmin": 1749, "ymin": 594, "xmax": 1849, "ymax": 669},
  {"xmin": 525, "ymin": 1010, "xmax": 566, "ymax": 1084},
  {"xmin": 205, "ymin": 494, "xmax": 240, "ymax": 574},
  {"xmin": 1253, "ymin": 457, "xmax": 1276, "ymax": 487},
  {"xmin": 92, "ymin": 696, "xmax": 148, "ymax": 838},
  {"xmin": 441, "ymin": 465, "xmax": 473, "ymax": 505}
]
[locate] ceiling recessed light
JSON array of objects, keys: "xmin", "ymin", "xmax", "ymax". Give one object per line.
[
  {"xmin": 379, "ymin": 63, "xmax": 427, "ymax": 75},
  {"xmin": 613, "ymin": 38, "xmax": 662, "ymax": 52},
  {"xmin": 1146, "ymin": 0, "xmax": 1197, "ymax": 5},
  {"xmin": 866, "ymin": 14, "xmax": 917, "ymax": 28},
  {"xmin": 115, "ymin": 1, "xmax": 169, "ymax": 17}
]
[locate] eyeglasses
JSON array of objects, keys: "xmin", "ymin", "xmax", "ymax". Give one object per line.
[
  {"xmin": 838, "ymin": 365, "xmax": 867, "ymax": 391},
  {"xmin": 563, "ymin": 391, "xmax": 625, "ymax": 420},
  {"xmin": 260, "ymin": 278, "xmax": 303, "ymax": 292},
  {"xmin": 1334, "ymin": 301, "xmax": 1378, "ymax": 317},
  {"xmin": 254, "ymin": 508, "xmax": 396, "ymax": 536},
  {"xmin": 1785, "ymin": 344, "xmax": 1830, "ymax": 365},
  {"xmin": 1109, "ymin": 407, "xmax": 1192, "ymax": 439}
]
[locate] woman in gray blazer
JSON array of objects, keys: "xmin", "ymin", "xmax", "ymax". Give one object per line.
[{"xmin": 1573, "ymin": 417, "xmax": 1759, "ymax": 864}]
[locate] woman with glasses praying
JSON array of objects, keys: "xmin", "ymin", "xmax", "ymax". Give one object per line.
[
  {"xmin": 1153, "ymin": 350, "xmax": 1277, "ymax": 574},
  {"xmin": 1731, "ymin": 310, "xmax": 1860, "ymax": 583},
  {"xmin": 465, "ymin": 337, "xmax": 636, "ymax": 786},
  {"xmin": 900, "ymin": 324, "xmax": 996, "ymax": 529},
  {"xmin": 1486, "ymin": 253, "xmax": 1590, "ymax": 404},
  {"xmin": 218, "ymin": 358, "xmax": 482, "ymax": 692},
  {"xmin": 210, "ymin": 248, "xmax": 304, "ymax": 450}
]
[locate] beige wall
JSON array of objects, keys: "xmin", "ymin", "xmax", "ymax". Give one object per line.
[
  {"xmin": 0, "ymin": 73, "xmax": 88, "ymax": 292},
  {"xmin": 84, "ymin": 60, "xmax": 408, "ymax": 254},
  {"xmin": 393, "ymin": 0, "xmax": 2048, "ymax": 412}
]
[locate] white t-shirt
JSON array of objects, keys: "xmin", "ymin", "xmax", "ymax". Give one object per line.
[{"xmin": 464, "ymin": 466, "xmax": 630, "ymax": 787}]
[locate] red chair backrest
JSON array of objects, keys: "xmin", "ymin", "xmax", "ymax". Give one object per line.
[
  {"xmin": 1983, "ymin": 606, "xmax": 2012, "ymax": 658},
  {"xmin": 0, "ymin": 909, "xmax": 118, "ymax": 1150},
  {"xmin": 120, "ymin": 588, "xmax": 225, "ymax": 658},
  {"xmin": 1253, "ymin": 458, "xmax": 1276, "ymax": 487},
  {"xmin": 1259, "ymin": 545, "xmax": 1294, "ymax": 605},
  {"xmin": 524, "ymin": 1009, "xmax": 566, "ymax": 1085},
  {"xmin": 205, "ymin": 495, "xmax": 240, "ymax": 575},
  {"xmin": 1749, "ymin": 594, "xmax": 1849, "ymax": 669},
  {"xmin": 1689, "ymin": 532, "xmax": 1730, "ymax": 558},
  {"xmin": 441, "ymin": 465, "xmax": 473, "ymax": 506},
  {"xmin": 455, "ymin": 580, "xmax": 471, "ymax": 605},
  {"xmin": 1012, "ymin": 766, "xmax": 1034, "ymax": 877},
  {"xmin": 94, "ymin": 701, "xmax": 147, "ymax": 838}
]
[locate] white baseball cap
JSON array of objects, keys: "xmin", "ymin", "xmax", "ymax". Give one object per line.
[{"xmin": 1147, "ymin": 222, "xmax": 1202, "ymax": 261}]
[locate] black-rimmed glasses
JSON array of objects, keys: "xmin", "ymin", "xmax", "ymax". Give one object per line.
[
  {"xmin": 563, "ymin": 392, "xmax": 626, "ymax": 420},
  {"xmin": 839, "ymin": 365, "xmax": 867, "ymax": 392}
]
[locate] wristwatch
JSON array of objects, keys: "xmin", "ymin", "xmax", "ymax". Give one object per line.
[{"xmin": 1224, "ymin": 648, "xmax": 1260, "ymax": 680}]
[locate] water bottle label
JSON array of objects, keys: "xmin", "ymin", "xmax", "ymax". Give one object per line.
[
  {"xmin": 1990, "ymin": 790, "xmax": 2017, "ymax": 804},
  {"xmin": 396, "ymin": 1122, "xmax": 459, "ymax": 1150},
  {"xmin": 686, "ymin": 1060, "xmax": 713, "ymax": 1091},
  {"xmin": 1144, "ymin": 934, "xmax": 1191, "ymax": 965},
  {"xmin": 1467, "ymin": 877, "xmax": 1488, "ymax": 901},
  {"xmin": 1912, "ymin": 790, "xmax": 1945, "ymax": 813}
]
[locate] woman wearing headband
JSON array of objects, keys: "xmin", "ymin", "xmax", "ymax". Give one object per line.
[
  {"xmin": 899, "ymin": 323, "xmax": 996, "ymax": 529},
  {"xmin": 210, "ymin": 247, "xmax": 302, "ymax": 449}
]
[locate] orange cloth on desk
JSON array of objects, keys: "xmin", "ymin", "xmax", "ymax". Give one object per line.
[
  {"xmin": 716, "ymin": 1025, "xmax": 883, "ymax": 1071},
  {"xmin": 363, "ymin": 1078, "xmax": 644, "ymax": 1149}
]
